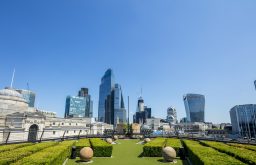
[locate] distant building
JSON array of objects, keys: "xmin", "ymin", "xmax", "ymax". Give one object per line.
[
  {"xmin": 254, "ymin": 80, "xmax": 256, "ymax": 90},
  {"xmin": 113, "ymin": 84, "xmax": 126, "ymax": 126},
  {"xmin": 98, "ymin": 69, "xmax": 115, "ymax": 122},
  {"xmin": 180, "ymin": 117, "xmax": 187, "ymax": 123},
  {"xmin": 183, "ymin": 94, "xmax": 205, "ymax": 122},
  {"xmin": 65, "ymin": 88, "xmax": 93, "ymax": 118},
  {"xmin": 166, "ymin": 107, "xmax": 177, "ymax": 124},
  {"xmin": 16, "ymin": 89, "xmax": 36, "ymax": 107},
  {"xmin": 230, "ymin": 104, "xmax": 256, "ymax": 139},
  {"xmin": 133, "ymin": 97, "xmax": 151, "ymax": 124}
]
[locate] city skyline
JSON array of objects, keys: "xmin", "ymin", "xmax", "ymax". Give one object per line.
[{"xmin": 1, "ymin": 1, "xmax": 256, "ymax": 123}]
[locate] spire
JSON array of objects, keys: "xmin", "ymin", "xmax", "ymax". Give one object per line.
[{"xmin": 10, "ymin": 68, "xmax": 15, "ymax": 89}]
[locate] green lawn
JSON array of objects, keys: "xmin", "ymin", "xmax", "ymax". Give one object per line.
[{"xmin": 66, "ymin": 139, "xmax": 188, "ymax": 165}]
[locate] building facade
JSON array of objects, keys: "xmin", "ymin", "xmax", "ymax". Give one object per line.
[
  {"xmin": 230, "ymin": 104, "xmax": 256, "ymax": 139},
  {"xmin": 16, "ymin": 89, "xmax": 36, "ymax": 107},
  {"xmin": 133, "ymin": 97, "xmax": 151, "ymax": 124},
  {"xmin": 98, "ymin": 69, "xmax": 115, "ymax": 122},
  {"xmin": 183, "ymin": 94, "xmax": 205, "ymax": 122},
  {"xmin": 113, "ymin": 84, "xmax": 126, "ymax": 126},
  {"xmin": 166, "ymin": 107, "xmax": 177, "ymax": 124},
  {"xmin": 65, "ymin": 88, "xmax": 93, "ymax": 118},
  {"xmin": 0, "ymin": 87, "xmax": 112, "ymax": 144}
]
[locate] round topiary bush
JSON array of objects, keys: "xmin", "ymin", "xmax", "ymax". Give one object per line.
[
  {"xmin": 162, "ymin": 146, "xmax": 176, "ymax": 162},
  {"xmin": 80, "ymin": 147, "xmax": 93, "ymax": 162}
]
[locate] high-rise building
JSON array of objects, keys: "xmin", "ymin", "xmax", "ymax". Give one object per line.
[
  {"xmin": 230, "ymin": 104, "xmax": 256, "ymax": 139},
  {"xmin": 16, "ymin": 89, "xmax": 36, "ymax": 107},
  {"xmin": 98, "ymin": 69, "xmax": 115, "ymax": 122},
  {"xmin": 254, "ymin": 80, "xmax": 256, "ymax": 90},
  {"xmin": 183, "ymin": 94, "xmax": 205, "ymax": 122},
  {"xmin": 133, "ymin": 97, "xmax": 151, "ymax": 124},
  {"xmin": 65, "ymin": 88, "xmax": 93, "ymax": 118},
  {"xmin": 166, "ymin": 107, "xmax": 177, "ymax": 124},
  {"xmin": 113, "ymin": 84, "xmax": 126, "ymax": 125}
]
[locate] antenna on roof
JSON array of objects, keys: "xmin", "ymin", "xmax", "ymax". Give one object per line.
[
  {"xmin": 10, "ymin": 68, "xmax": 15, "ymax": 89},
  {"xmin": 27, "ymin": 82, "xmax": 30, "ymax": 91},
  {"xmin": 140, "ymin": 86, "xmax": 143, "ymax": 97}
]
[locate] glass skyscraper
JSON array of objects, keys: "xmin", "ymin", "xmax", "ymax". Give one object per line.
[
  {"xmin": 98, "ymin": 69, "xmax": 115, "ymax": 122},
  {"xmin": 113, "ymin": 84, "xmax": 126, "ymax": 125},
  {"xmin": 183, "ymin": 94, "xmax": 205, "ymax": 122},
  {"xmin": 65, "ymin": 88, "xmax": 93, "ymax": 118},
  {"xmin": 254, "ymin": 80, "xmax": 256, "ymax": 90},
  {"xmin": 16, "ymin": 89, "xmax": 36, "ymax": 107},
  {"xmin": 230, "ymin": 104, "xmax": 256, "ymax": 139}
]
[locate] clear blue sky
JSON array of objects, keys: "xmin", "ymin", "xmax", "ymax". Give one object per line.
[{"xmin": 1, "ymin": 0, "xmax": 256, "ymax": 123}]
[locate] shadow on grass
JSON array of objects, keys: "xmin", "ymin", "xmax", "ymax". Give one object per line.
[
  {"xmin": 157, "ymin": 158, "xmax": 189, "ymax": 165},
  {"xmin": 138, "ymin": 152, "xmax": 144, "ymax": 158}
]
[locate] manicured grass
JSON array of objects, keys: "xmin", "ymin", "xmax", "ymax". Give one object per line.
[{"xmin": 66, "ymin": 139, "xmax": 188, "ymax": 165}]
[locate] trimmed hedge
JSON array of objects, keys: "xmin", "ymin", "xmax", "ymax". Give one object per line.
[
  {"xmin": 165, "ymin": 138, "xmax": 182, "ymax": 153},
  {"xmin": 0, "ymin": 142, "xmax": 57, "ymax": 165},
  {"xmin": 12, "ymin": 141, "xmax": 75, "ymax": 165},
  {"xmin": 227, "ymin": 143, "xmax": 256, "ymax": 152},
  {"xmin": 182, "ymin": 140, "xmax": 245, "ymax": 165},
  {"xmin": 0, "ymin": 143, "xmax": 33, "ymax": 153},
  {"xmin": 200, "ymin": 141, "xmax": 256, "ymax": 165},
  {"xmin": 143, "ymin": 138, "xmax": 166, "ymax": 157},
  {"xmin": 75, "ymin": 139, "xmax": 91, "ymax": 156},
  {"xmin": 90, "ymin": 138, "xmax": 113, "ymax": 157}
]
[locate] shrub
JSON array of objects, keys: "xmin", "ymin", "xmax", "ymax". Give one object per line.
[
  {"xmin": 165, "ymin": 138, "xmax": 182, "ymax": 153},
  {"xmin": 76, "ymin": 139, "xmax": 91, "ymax": 156},
  {"xmin": 182, "ymin": 140, "xmax": 245, "ymax": 165},
  {"xmin": 0, "ymin": 143, "xmax": 33, "ymax": 153},
  {"xmin": 227, "ymin": 143, "xmax": 256, "ymax": 152},
  {"xmin": 12, "ymin": 141, "xmax": 75, "ymax": 165},
  {"xmin": 143, "ymin": 138, "xmax": 166, "ymax": 157},
  {"xmin": 0, "ymin": 142, "xmax": 57, "ymax": 165},
  {"xmin": 89, "ymin": 138, "xmax": 113, "ymax": 157},
  {"xmin": 200, "ymin": 141, "xmax": 256, "ymax": 165}
]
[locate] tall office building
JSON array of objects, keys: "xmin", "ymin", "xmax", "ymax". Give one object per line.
[
  {"xmin": 183, "ymin": 94, "xmax": 205, "ymax": 122},
  {"xmin": 113, "ymin": 84, "xmax": 126, "ymax": 125},
  {"xmin": 254, "ymin": 80, "xmax": 256, "ymax": 90},
  {"xmin": 65, "ymin": 88, "xmax": 93, "ymax": 118},
  {"xmin": 133, "ymin": 97, "xmax": 151, "ymax": 124},
  {"xmin": 98, "ymin": 69, "xmax": 115, "ymax": 122},
  {"xmin": 166, "ymin": 107, "xmax": 177, "ymax": 124},
  {"xmin": 16, "ymin": 89, "xmax": 36, "ymax": 107},
  {"xmin": 230, "ymin": 104, "xmax": 256, "ymax": 139}
]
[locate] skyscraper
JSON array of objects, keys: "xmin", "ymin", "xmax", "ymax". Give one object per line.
[
  {"xmin": 65, "ymin": 88, "xmax": 93, "ymax": 118},
  {"xmin": 230, "ymin": 104, "xmax": 256, "ymax": 139},
  {"xmin": 113, "ymin": 84, "xmax": 126, "ymax": 125},
  {"xmin": 98, "ymin": 69, "xmax": 115, "ymax": 122},
  {"xmin": 133, "ymin": 97, "xmax": 151, "ymax": 124},
  {"xmin": 166, "ymin": 107, "xmax": 177, "ymax": 124},
  {"xmin": 183, "ymin": 94, "xmax": 205, "ymax": 122},
  {"xmin": 16, "ymin": 89, "xmax": 36, "ymax": 107},
  {"xmin": 254, "ymin": 80, "xmax": 256, "ymax": 90}
]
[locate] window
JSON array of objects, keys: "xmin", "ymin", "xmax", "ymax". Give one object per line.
[
  {"xmin": 66, "ymin": 131, "xmax": 69, "ymax": 134},
  {"xmin": 74, "ymin": 130, "xmax": 76, "ymax": 133},
  {"xmin": 62, "ymin": 123, "xmax": 64, "ymax": 125},
  {"xmin": 69, "ymin": 123, "xmax": 71, "ymax": 126},
  {"xmin": 53, "ymin": 131, "xmax": 56, "ymax": 135},
  {"xmin": 53, "ymin": 122, "xmax": 55, "ymax": 125}
]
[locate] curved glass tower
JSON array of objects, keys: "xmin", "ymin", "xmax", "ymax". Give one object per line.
[
  {"xmin": 98, "ymin": 69, "xmax": 115, "ymax": 122},
  {"xmin": 183, "ymin": 94, "xmax": 205, "ymax": 122}
]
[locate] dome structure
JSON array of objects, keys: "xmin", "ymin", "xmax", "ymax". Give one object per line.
[{"xmin": 0, "ymin": 88, "xmax": 23, "ymax": 98}]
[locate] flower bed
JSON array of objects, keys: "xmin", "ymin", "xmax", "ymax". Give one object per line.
[
  {"xmin": 200, "ymin": 141, "xmax": 256, "ymax": 165},
  {"xmin": 90, "ymin": 138, "xmax": 113, "ymax": 157},
  {"xmin": 182, "ymin": 140, "xmax": 245, "ymax": 165},
  {"xmin": 12, "ymin": 141, "xmax": 75, "ymax": 165},
  {"xmin": 0, "ymin": 142, "xmax": 57, "ymax": 165}
]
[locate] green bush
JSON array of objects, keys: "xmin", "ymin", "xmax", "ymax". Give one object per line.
[
  {"xmin": 90, "ymin": 138, "xmax": 113, "ymax": 157},
  {"xmin": 0, "ymin": 142, "xmax": 57, "ymax": 165},
  {"xmin": 75, "ymin": 139, "xmax": 91, "ymax": 156},
  {"xmin": 165, "ymin": 138, "xmax": 182, "ymax": 153},
  {"xmin": 12, "ymin": 141, "xmax": 75, "ymax": 165},
  {"xmin": 143, "ymin": 138, "xmax": 166, "ymax": 157},
  {"xmin": 182, "ymin": 140, "xmax": 245, "ymax": 165},
  {"xmin": 227, "ymin": 143, "xmax": 256, "ymax": 152},
  {"xmin": 0, "ymin": 143, "xmax": 33, "ymax": 153},
  {"xmin": 200, "ymin": 141, "xmax": 256, "ymax": 165}
]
